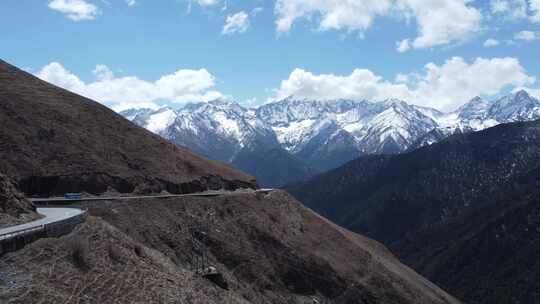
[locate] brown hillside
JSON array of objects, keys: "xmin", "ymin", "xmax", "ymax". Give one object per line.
[
  {"xmin": 0, "ymin": 59, "xmax": 256, "ymax": 196},
  {"xmin": 1, "ymin": 190, "xmax": 461, "ymax": 304},
  {"xmin": 0, "ymin": 172, "xmax": 40, "ymax": 228}
]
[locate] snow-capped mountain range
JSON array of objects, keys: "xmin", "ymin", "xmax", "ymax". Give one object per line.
[{"xmin": 121, "ymin": 90, "xmax": 540, "ymax": 186}]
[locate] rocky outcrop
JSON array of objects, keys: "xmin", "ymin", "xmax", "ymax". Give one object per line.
[{"xmin": 0, "ymin": 173, "xmax": 39, "ymax": 228}]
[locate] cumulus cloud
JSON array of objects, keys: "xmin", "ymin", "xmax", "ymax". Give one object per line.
[
  {"xmin": 273, "ymin": 68, "xmax": 412, "ymax": 102},
  {"xmin": 197, "ymin": 0, "xmax": 218, "ymax": 7},
  {"xmin": 489, "ymin": 0, "xmax": 540, "ymax": 22},
  {"xmin": 490, "ymin": 0, "xmax": 528, "ymax": 19},
  {"xmin": 484, "ymin": 38, "xmax": 500, "ymax": 47},
  {"xmin": 252, "ymin": 7, "xmax": 264, "ymax": 16},
  {"xmin": 274, "ymin": 0, "xmax": 481, "ymax": 49},
  {"xmin": 273, "ymin": 57, "xmax": 535, "ymax": 111},
  {"xmin": 93, "ymin": 65, "xmax": 114, "ymax": 81},
  {"xmin": 396, "ymin": 39, "xmax": 411, "ymax": 52},
  {"xmin": 222, "ymin": 11, "xmax": 250, "ymax": 35},
  {"xmin": 48, "ymin": 0, "xmax": 100, "ymax": 21},
  {"xmin": 35, "ymin": 62, "xmax": 223, "ymax": 111},
  {"xmin": 397, "ymin": 0, "xmax": 482, "ymax": 49},
  {"xmin": 274, "ymin": 0, "xmax": 392, "ymax": 34},
  {"xmin": 514, "ymin": 30, "xmax": 537, "ymax": 40},
  {"xmin": 242, "ymin": 97, "xmax": 259, "ymax": 107},
  {"xmin": 531, "ymin": 0, "xmax": 540, "ymax": 22},
  {"xmin": 411, "ymin": 57, "xmax": 534, "ymax": 110},
  {"xmin": 36, "ymin": 62, "xmax": 86, "ymax": 92},
  {"xmin": 491, "ymin": 0, "xmax": 510, "ymax": 12}
]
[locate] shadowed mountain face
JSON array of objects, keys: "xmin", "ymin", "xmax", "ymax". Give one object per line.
[
  {"xmin": 287, "ymin": 119, "xmax": 540, "ymax": 304},
  {"xmin": 396, "ymin": 167, "xmax": 540, "ymax": 304},
  {"xmin": 0, "ymin": 59, "xmax": 256, "ymax": 196},
  {"xmin": 231, "ymin": 146, "xmax": 318, "ymax": 187}
]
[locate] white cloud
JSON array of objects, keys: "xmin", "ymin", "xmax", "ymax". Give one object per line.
[
  {"xmin": 273, "ymin": 57, "xmax": 535, "ymax": 111},
  {"xmin": 514, "ymin": 87, "xmax": 540, "ymax": 98},
  {"xmin": 484, "ymin": 38, "xmax": 501, "ymax": 47},
  {"xmin": 274, "ymin": 0, "xmax": 392, "ymax": 34},
  {"xmin": 36, "ymin": 62, "xmax": 86, "ymax": 92},
  {"xmin": 126, "ymin": 0, "xmax": 136, "ymax": 6},
  {"xmin": 514, "ymin": 30, "xmax": 537, "ymax": 40},
  {"xmin": 489, "ymin": 0, "xmax": 540, "ymax": 22},
  {"xmin": 35, "ymin": 62, "xmax": 223, "ymax": 111},
  {"xmin": 395, "ymin": 73, "xmax": 410, "ymax": 83},
  {"xmin": 410, "ymin": 57, "xmax": 534, "ymax": 110},
  {"xmin": 48, "ymin": 0, "xmax": 100, "ymax": 21},
  {"xmin": 274, "ymin": 0, "xmax": 481, "ymax": 50},
  {"xmin": 93, "ymin": 64, "xmax": 114, "ymax": 81},
  {"xmin": 397, "ymin": 0, "xmax": 482, "ymax": 49},
  {"xmin": 396, "ymin": 39, "xmax": 410, "ymax": 52},
  {"xmin": 273, "ymin": 68, "xmax": 413, "ymax": 103},
  {"xmin": 252, "ymin": 7, "xmax": 264, "ymax": 16},
  {"xmin": 222, "ymin": 11, "xmax": 250, "ymax": 35},
  {"xmin": 242, "ymin": 97, "xmax": 259, "ymax": 107},
  {"xmin": 531, "ymin": 0, "xmax": 540, "ymax": 22},
  {"xmin": 490, "ymin": 0, "xmax": 528, "ymax": 19},
  {"xmin": 491, "ymin": 0, "xmax": 510, "ymax": 12},
  {"xmin": 197, "ymin": 0, "xmax": 218, "ymax": 7}
]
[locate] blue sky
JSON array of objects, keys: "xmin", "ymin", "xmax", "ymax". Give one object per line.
[{"xmin": 1, "ymin": 0, "xmax": 540, "ymax": 111}]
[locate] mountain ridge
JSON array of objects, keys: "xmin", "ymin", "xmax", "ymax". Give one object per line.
[
  {"xmin": 286, "ymin": 118, "xmax": 540, "ymax": 303},
  {"xmin": 122, "ymin": 90, "xmax": 540, "ymax": 186}
]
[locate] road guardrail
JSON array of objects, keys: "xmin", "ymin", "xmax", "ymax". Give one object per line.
[{"xmin": 0, "ymin": 208, "xmax": 87, "ymax": 256}]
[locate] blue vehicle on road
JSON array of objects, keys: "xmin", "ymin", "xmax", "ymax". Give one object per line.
[{"xmin": 64, "ymin": 193, "xmax": 82, "ymax": 200}]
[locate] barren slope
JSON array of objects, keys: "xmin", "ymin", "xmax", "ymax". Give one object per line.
[
  {"xmin": 0, "ymin": 217, "xmax": 248, "ymax": 304},
  {"xmin": 45, "ymin": 190, "xmax": 459, "ymax": 304},
  {"xmin": 0, "ymin": 173, "xmax": 40, "ymax": 228},
  {"xmin": 0, "ymin": 59, "xmax": 255, "ymax": 196}
]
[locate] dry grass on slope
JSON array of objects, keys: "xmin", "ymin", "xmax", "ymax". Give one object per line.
[
  {"xmin": 0, "ymin": 191, "xmax": 460, "ymax": 304},
  {"xmin": 0, "ymin": 173, "xmax": 40, "ymax": 228},
  {"xmin": 78, "ymin": 190, "xmax": 461, "ymax": 304},
  {"xmin": 0, "ymin": 59, "xmax": 256, "ymax": 196},
  {"xmin": 0, "ymin": 217, "xmax": 246, "ymax": 304}
]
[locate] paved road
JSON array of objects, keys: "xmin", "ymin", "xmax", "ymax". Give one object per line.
[
  {"xmin": 0, "ymin": 208, "xmax": 84, "ymax": 240},
  {"xmin": 1, "ymin": 189, "xmax": 274, "ymax": 240},
  {"xmin": 30, "ymin": 188, "xmax": 274, "ymax": 204}
]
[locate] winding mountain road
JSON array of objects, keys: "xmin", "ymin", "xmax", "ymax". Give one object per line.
[
  {"xmin": 0, "ymin": 207, "xmax": 84, "ymax": 240},
  {"xmin": 29, "ymin": 189, "xmax": 274, "ymax": 204},
  {"xmin": 2, "ymin": 189, "xmax": 274, "ymax": 240}
]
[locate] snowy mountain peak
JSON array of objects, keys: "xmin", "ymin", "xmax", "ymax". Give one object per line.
[
  {"xmin": 487, "ymin": 90, "xmax": 540, "ymax": 122},
  {"xmin": 121, "ymin": 90, "xmax": 540, "ymax": 177},
  {"xmin": 514, "ymin": 89, "xmax": 532, "ymax": 100},
  {"xmin": 207, "ymin": 97, "xmax": 239, "ymax": 107},
  {"xmin": 382, "ymin": 98, "xmax": 408, "ymax": 106},
  {"xmin": 457, "ymin": 96, "xmax": 490, "ymax": 120}
]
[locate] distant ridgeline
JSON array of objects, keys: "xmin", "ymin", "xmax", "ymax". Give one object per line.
[{"xmin": 121, "ymin": 91, "xmax": 540, "ymax": 186}]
